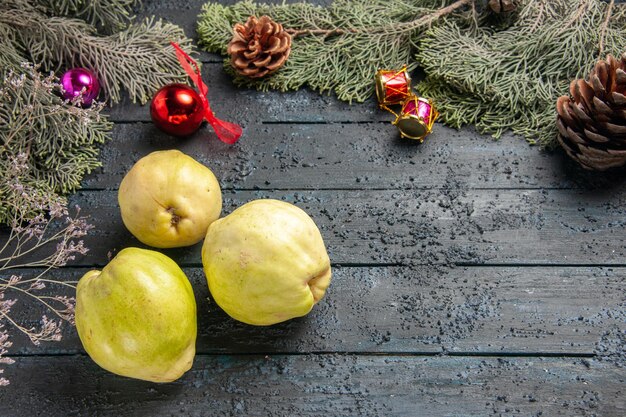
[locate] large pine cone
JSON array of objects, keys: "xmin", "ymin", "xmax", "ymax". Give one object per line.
[
  {"xmin": 227, "ymin": 15, "xmax": 292, "ymax": 79},
  {"xmin": 556, "ymin": 54, "xmax": 626, "ymax": 171}
]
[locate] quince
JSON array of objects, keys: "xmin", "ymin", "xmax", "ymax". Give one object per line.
[
  {"xmin": 202, "ymin": 199, "xmax": 331, "ymax": 326},
  {"xmin": 118, "ymin": 150, "xmax": 221, "ymax": 248},
  {"xmin": 75, "ymin": 247, "xmax": 197, "ymax": 382}
]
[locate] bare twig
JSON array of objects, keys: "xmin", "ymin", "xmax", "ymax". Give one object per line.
[
  {"xmin": 598, "ymin": 0, "xmax": 615, "ymax": 56},
  {"xmin": 286, "ymin": 27, "xmax": 357, "ymax": 37},
  {"xmin": 286, "ymin": 0, "xmax": 475, "ymax": 38}
]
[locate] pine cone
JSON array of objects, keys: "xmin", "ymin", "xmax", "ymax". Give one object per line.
[
  {"xmin": 488, "ymin": 0, "xmax": 517, "ymax": 13},
  {"xmin": 227, "ymin": 15, "xmax": 292, "ymax": 79},
  {"xmin": 556, "ymin": 54, "xmax": 626, "ymax": 171}
]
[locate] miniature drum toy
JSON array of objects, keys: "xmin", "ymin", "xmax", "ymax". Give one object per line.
[
  {"xmin": 375, "ymin": 66, "xmax": 412, "ymax": 107},
  {"xmin": 393, "ymin": 96, "xmax": 439, "ymax": 142}
]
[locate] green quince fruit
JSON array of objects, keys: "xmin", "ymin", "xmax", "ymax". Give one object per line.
[
  {"xmin": 202, "ymin": 199, "xmax": 332, "ymax": 326},
  {"xmin": 118, "ymin": 150, "xmax": 222, "ymax": 248},
  {"xmin": 75, "ymin": 247, "xmax": 197, "ymax": 382}
]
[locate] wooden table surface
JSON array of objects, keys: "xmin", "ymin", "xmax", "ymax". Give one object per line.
[{"xmin": 1, "ymin": 1, "xmax": 625, "ymax": 415}]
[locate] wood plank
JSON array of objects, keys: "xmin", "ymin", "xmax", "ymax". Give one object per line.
[
  {"xmin": 6, "ymin": 266, "xmax": 624, "ymax": 356},
  {"xmin": 85, "ymin": 122, "xmax": 608, "ymax": 191},
  {"xmin": 30, "ymin": 188, "xmax": 626, "ymax": 266},
  {"xmin": 0, "ymin": 355, "xmax": 623, "ymax": 416}
]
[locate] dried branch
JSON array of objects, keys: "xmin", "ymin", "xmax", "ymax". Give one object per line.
[
  {"xmin": 0, "ymin": 153, "xmax": 92, "ymax": 384},
  {"xmin": 599, "ymin": 0, "xmax": 615, "ymax": 55}
]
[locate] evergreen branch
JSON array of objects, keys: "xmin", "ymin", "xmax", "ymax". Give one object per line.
[
  {"xmin": 37, "ymin": 0, "xmax": 138, "ymax": 31},
  {"xmin": 286, "ymin": 27, "xmax": 356, "ymax": 37},
  {"xmin": 285, "ymin": 0, "xmax": 474, "ymax": 37},
  {"xmin": 375, "ymin": 0, "xmax": 475, "ymax": 34},
  {"xmin": 0, "ymin": 63, "xmax": 111, "ymax": 223},
  {"xmin": 1, "ymin": 3, "xmax": 193, "ymax": 103},
  {"xmin": 197, "ymin": 0, "xmax": 473, "ymax": 103},
  {"xmin": 417, "ymin": 0, "xmax": 626, "ymax": 147},
  {"xmin": 198, "ymin": 0, "xmax": 625, "ymax": 147}
]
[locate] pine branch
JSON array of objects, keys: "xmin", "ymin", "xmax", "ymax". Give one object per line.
[
  {"xmin": 0, "ymin": 64, "xmax": 112, "ymax": 218},
  {"xmin": 38, "ymin": 0, "xmax": 139, "ymax": 32},
  {"xmin": 599, "ymin": 0, "xmax": 615, "ymax": 55},
  {"xmin": 284, "ymin": 0, "xmax": 475, "ymax": 37},
  {"xmin": 197, "ymin": 0, "xmax": 473, "ymax": 103},
  {"xmin": 198, "ymin": 0, "xmax": 625, "ymax": 147},
  {"xmin": 417, "ymin": 0, "xmax": 626, "ymax": 147},
  {"xmin": 1, "ymin": 2, "xmax": 193, "ymax": 103}
]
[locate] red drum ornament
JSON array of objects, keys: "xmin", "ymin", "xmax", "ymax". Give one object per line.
[
  {"xmin": 375, "ymin": 65, "xmax": 412, "ymax": 107},
  {"xmin": 150, "ymin": 83, "xmax": 205, "ymax": 137},
  {"xmin": 393, "ymin": 96, "xmax": 439, "ymax": 142}
]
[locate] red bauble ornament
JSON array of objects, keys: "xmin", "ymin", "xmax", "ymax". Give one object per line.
[
  {"xmin": 148, "ymin": 43, "xmax": 242, "ymax": 143},
  {"xmin": 150, "ymin": 83, "xmax": 205, "ymax": 137}
]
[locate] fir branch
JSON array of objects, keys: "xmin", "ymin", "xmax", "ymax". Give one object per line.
[
  {"xmin": 197, "ymin": 0, "xmax": 473, "ymax": 103},
  {"xmin": 38, "ymin": 0, "xmax": 138, "ymax": 32},
  {"xmin": 599, "ymin": 0, "xmax": 615, "ymax": 55},
  {"xmin": 417, "ymin": 0, "xmax": 626, "ymax": 146},
  {"xmin": 198, "ymin": 0, "xmax": 626, "ymax": 147},
  {"xmin": 1, "ymin": 2, "xmax": 192, "ymax": 103},
  {"xmin": 0, "ymin": 63, "xmax": 111, "ymax": 224}
]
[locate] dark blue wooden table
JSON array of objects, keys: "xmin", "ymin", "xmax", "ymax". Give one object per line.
[{"xmin": 0, "ymin": 1, "xmax": 624, "ymax": 415}]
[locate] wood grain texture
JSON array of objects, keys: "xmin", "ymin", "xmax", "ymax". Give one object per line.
[
  {"xmin": 1, "ymin": 0, "xmax": 625, "ymax": 414},
  {"xmin": 0, "ymin": 355, "xmax": 623, "ymax": 417},
  {"xmin": 26, "ymin": 188, "xmax": 625, "ymax": 267},
  {"xmin": 7, "ymin": 266, "xmax": 624, "ymax": 356},
  {"xmin": 107, "ymin": 62, "xmax": 388, "ymax": 123},
  {"xmin": 84, "ymin": 122, "xmax": 625, "ymax": 191}
]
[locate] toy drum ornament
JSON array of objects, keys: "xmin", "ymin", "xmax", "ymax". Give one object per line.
[
  {"xmin": 375, "ymin": 66, "xmax": 412, "ymax": 107},
  {"xmin": 393, "ymin": 96, "xmax": 439, "ymax": 142}
]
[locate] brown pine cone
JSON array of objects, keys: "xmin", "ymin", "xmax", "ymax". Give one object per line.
[
  {"xmin": 556, "ymin": 54, "xmax": 626, "ymax": 171},
  {"xmin": 488, "ymin": 0, "xmax": 517, "ymax": 13},
  {"xmin": 227, "ymin": 15, "xmax": 292, "ymax": 79}
]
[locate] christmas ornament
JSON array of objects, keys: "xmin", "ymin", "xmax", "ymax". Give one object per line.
[
  {"xmin": 374, "ymin": 65, "xmax": 438, "ymax": 142},
  {"xmin": 392, "ymin": 96, "xmax": 439, "ymax": 142},
  {"xmin": 60, "ymin": 68, "xmax": 100, "ymax": 106},
  {"xmin": 375, "ymin": 65, "xmax": 412, "ymax": 107},
  {"xmin": 150, "ymin": 43, "xmax": 242, "ymax": 143},
  {"xmin": 150, "ymin": 84, "xmax": 205, "ymax": 137},
  {"xmin": 556, "ymin": 53, "xmax": 626, "ymax": 171},
  {"xmin": 488, "ymin": 0, "xmax": 518, "ymax": 13},
  {"xmin": 227, "ymin": 15, "xmax": 292, "ymax": 78}
]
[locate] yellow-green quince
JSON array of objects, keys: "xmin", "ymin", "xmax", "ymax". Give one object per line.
[
  {"xmin": 75, "ymin": 247, "xmax": 197, "ymax": 382},
  {"xmin": 202, "ymin": 199, "xmax": 332, "ymax": 326},
  {"xmin": 118, "ymin": 150, "xmax": 222, "ymax": 248}
]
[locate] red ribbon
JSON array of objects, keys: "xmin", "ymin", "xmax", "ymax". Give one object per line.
[{"xmin": 171, "ymin": 42, "xmax": 242, "ymax": 144}]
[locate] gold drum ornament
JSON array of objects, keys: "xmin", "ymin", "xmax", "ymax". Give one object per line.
[{"xmin": 393, "ymin": 96, "xmax": 439, "ymax": 142}]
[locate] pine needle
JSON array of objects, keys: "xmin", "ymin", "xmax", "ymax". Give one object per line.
[
  {"xmin": 0, "ymin": 0, "xmax": 195, "ymax": 223},
  {"xmin": 197, "ymin": 0, "xmax": 626, "ymax": 147},
  {"xmin": 197, "ymin": 0, "xmax": 470, "ymax": 103},
  {"xmin": 417, "ymin": 0, "xmax": 626, "ymax": 147}
]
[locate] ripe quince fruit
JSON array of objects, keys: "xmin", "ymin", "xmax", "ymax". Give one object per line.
[
  {"xmin": 118, "ymin": 150, "xmax": 221, "ymax": 248},
  {"xmin": 75, "ymin": 247, "xmax": 197, "ymax": 382},
  {"xmin": 202, "ymin": 199, "xmax": 331, "ymax": 326}
]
